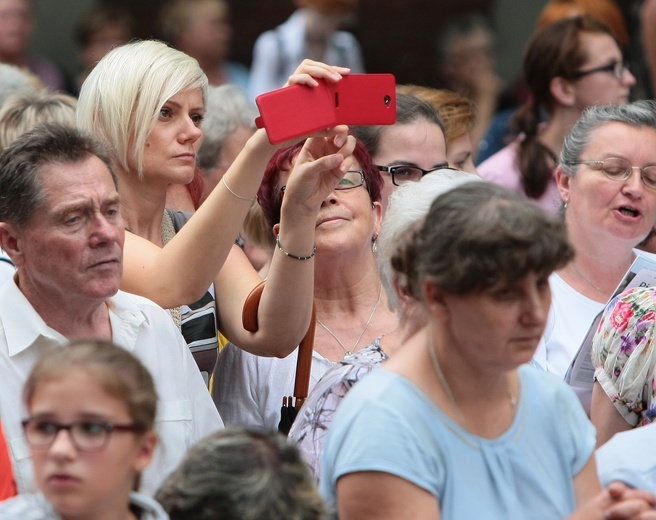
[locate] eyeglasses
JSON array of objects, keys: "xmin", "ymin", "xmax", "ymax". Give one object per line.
[
  {"xmin": 22, "ymin": 419, "xmax": 145, "ymax": 452},
  {"xmin": 377, "ymin": 164, "xmax": 450, "ymax": 186},
  {"xmin": 570, "ymin": 60, "xmax": 629, "ymax": 81},
  {"xmin": 281, "ymin": 170, "xmax": 365, "ymax": 193},
  {"xmin": 564, "ymin": 157, "xmax": 656, "ymax": 190}
]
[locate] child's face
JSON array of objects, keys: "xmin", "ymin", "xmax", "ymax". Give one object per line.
[{"xmin": 27, "ymin": 369, "xmax": 155, "ymax": 518}]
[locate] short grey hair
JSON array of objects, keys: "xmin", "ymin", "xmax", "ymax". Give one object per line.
[
  {"xmin": 155, "ymin": 426, "xmax": 326, "ymax": 520},
  {"xmin": 0, "ymin": 64, "xmax": 40, "ymax": 109},
  {"xmin": 77, "ymin": 40, "xmax": 208, "ymax": 178},
  {"xmin": 378, "ymin": 169, "xmax": 480, "ymax": 315},
  {"xmin": 197, "ymin": 84, "xmax": 257, "ymax": 172},
  {"xmin": 561, "ymin": 100, "xmax": 656, "ymax": 176},
  {"xmin": 0, "ymin": 122, "xmax": 116, "ymax": 227}
]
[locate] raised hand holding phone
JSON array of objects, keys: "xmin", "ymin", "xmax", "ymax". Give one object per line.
[{"xmin": 255, "ymin": 73, "xmax": 397, "ymax": 144}]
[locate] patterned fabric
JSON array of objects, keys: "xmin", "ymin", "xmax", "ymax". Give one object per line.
[
  {"xmin": 165, "ymin": 209, "xmax": 219, "ymax": 376},
  {"xmin": 288, "ymin": 338, "xmax": 386, "ymax": 480},
  {"xmin": 592, "ymin": 286, "xmax": 656, "ymax": 427}
]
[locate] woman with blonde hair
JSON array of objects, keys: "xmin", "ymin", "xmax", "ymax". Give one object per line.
[{"xmin": 77, "ymin": 41, "xmax": 356, "ymax": 374}]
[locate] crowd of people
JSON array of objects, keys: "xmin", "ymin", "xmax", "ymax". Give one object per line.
[{"xmin": 3, "ymin": 0, "xmax": 656, "ymax": 519}]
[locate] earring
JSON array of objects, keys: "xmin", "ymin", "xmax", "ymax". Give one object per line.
[{"xmin": 372, "ymin": 234, "xmax": 378, "ymax": 253}]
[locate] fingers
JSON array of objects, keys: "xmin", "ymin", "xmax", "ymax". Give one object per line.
[
  {"xmin": 607, "ymin": 482, "xmax": 656, "ymax": 508},
  {"xmin": 286, "ymin": 59, "xmax": 350, "ymax": 87},
  {"xmin": 604, "ymin": 499, "xmax": 656, "ymax": 519}
]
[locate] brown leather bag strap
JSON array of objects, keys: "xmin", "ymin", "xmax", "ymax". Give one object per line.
[
  {"xmin": 242, "ymin": 281, "xmax": 315, "ymax": 409},
  {"xmin": 242, "ymin": 281, "xmax": 266, "ymax": 333}
]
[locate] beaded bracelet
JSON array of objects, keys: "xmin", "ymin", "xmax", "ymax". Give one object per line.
[
  {"xmin": 221, "ymin": 176, "xmax": 256, "ymax": 201},
  {"xmin": 276, "ymin": 234, "xmax": 316, "ymax": 260}
]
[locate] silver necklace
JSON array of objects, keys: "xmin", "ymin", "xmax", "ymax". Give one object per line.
[
  {"xmin": 316, "ymin": 285, "xmax": 382, "ymax": 357},
  {"xmin": 572, "ymin": 262, "xmax": 612, "ymax": 296},
  {"xmin": 426, "ymin": 338, "xmax": 517, "ymax": 431}
]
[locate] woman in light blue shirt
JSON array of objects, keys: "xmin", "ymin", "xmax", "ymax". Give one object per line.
[{"xmin": 320, "ymin": 182, "xmax": 656, "ymax": 519}]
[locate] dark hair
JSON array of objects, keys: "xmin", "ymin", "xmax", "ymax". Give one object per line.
[
  {"xmin": 75, "ymin": 5, "xmax": 134, "ymax": 49},
  {"xmin": 155, "ymin": 426, "xmax": 325, "ymax": 520},
  {"xmin": 0, "ymin": 122, "xmax": 116, "ymax": 227},
  {"xmin": 352, "ymin": 92, "xmax": 445, "ymax": 158},
  {"xmin": 513, "ymin": 15, "xmax": 615, "ymax": 199},
  {"xmin": 393, "ymin": 182, "xmax": 574, "ymax": 298},
  {"xmin": 257, "ymin": 138, "xmax": 383, "ymax": 229}
]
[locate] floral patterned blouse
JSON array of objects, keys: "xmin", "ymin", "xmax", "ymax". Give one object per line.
[
  {"xmin": 288, "ymin": 338, "xmax": 387, "ymax": 481},
  {"xmin": 592, "ymin": 286, "xmax": 656, "ymax": 427}
]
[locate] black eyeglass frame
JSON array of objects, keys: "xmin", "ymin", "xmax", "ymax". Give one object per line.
[
  {"xmin": 563, "ymin": 158, "xmax": 656, "ymax": 190},
  {"xmin": 376, "ymin": 164, "xmax": 452, "ymax": 187},
  {"xmin": 22, "ymin": 419, "xmax": 145, "ymax": 452},
  {"xmin": 569, "ymin": 60, "xmax": 628, "ymax": 81}
]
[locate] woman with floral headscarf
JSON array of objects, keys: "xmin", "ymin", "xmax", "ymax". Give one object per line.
[{"xmin": 591, "ymin": 286, "xmax": 656, "ymax": 446}]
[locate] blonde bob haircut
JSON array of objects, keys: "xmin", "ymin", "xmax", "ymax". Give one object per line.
[{"xmin": 76, "ymin": 39, "xmax": 208, "ymax": 178}]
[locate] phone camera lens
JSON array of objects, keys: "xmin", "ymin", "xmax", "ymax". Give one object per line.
[{"xmin": 384, "ymin": 95, "xmax": 391, "ymax": 107}]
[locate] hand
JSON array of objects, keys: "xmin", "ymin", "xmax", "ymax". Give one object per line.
[
  {"xmin": 285, "ymin": 59, "xmax": 350, "ymax": 88},
  {"xmin": 571, "ymin": 482, "xmax": 656, "ymax": 520},
  {"xmin": 280, "ymin": 132, "xmax": 356, "ymax": 217}
]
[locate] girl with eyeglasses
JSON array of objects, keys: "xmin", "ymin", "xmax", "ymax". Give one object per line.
[
  {"xmin": 0, "ymin": 339, "xmax": 167, "ymax": 519},
  {"xmin": 478, "ymin": 16, "xmax": 635, "ymax": 215}
]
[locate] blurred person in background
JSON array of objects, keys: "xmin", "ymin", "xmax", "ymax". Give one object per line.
[
  {"xmin": 161, "ymin": 0, "xmax": 249, "ymax": 93},
  {"xmin": 73, "ymin": 4, "xmax": 134, "ymax": 95},
  {"xmin": 250, "ymin": 0, "xmax": 364, "ymax": 98},
  {"xmin": 0, "ymin": 0, "xmax": 67, "ymax": 92},
  {"xmin": 156, "ymin": 426, "xmax": 325, "ymax": 520},
  {"xmin": 478, "ymin": 16, "xmax": 634, "ymax": 215}
]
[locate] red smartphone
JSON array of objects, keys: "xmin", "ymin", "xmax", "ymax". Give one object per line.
[{"xmin": 255, "ymin": 74, "xmax": 396, "ymax": 144}]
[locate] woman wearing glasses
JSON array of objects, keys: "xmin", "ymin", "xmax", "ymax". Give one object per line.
[
  {"xmin": 533, "ymin": 101, "xmax": 656, "ymax": 413},
  {"xmin": 353, "ymin": 92, "xmax": 448, "ymax": 210},
  {"xmin": 478, "ymin": 15, "xmax": 635, "ymax": 215},
  {"xmin": 0, "ymin": 339, "xmax": 166, "ymax": 519},
  {"xmin": 213, "ymin": 139, "xmax": 396, "ymax": 431}
]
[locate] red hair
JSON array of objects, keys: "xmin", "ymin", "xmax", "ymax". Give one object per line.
[{"xmin": 257, "ymin": 138, "xmax": 382, "ymax": 229}]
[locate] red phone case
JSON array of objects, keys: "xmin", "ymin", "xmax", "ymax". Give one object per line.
[{"xmin": 255, "ymin": 74, "xmax": 396, "ymax": 144}]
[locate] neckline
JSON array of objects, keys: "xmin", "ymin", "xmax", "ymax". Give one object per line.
[{"xmin": 381, "ymin": 366, "xmax": 528, "ymax": 449}]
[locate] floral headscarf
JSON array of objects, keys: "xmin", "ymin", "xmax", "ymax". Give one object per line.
[{"xmin": 592, "ymin": 286, "xmax": 656, "ymax": 426}]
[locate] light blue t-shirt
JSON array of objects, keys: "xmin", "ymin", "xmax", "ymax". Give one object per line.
[{"xmin": 320, "ymin": 365, "xmax": 596, "ymax": 519}]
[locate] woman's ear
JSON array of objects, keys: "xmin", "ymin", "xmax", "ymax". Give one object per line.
[
  {"xmin": 423, "ymin": 280, "xmax": 450, "ymax": 323},
  {"xmin": 555, "ymin": 165, "xmax": 572, "ymax": 206},
  {"xmin": 550, "ymin": 76, "xmax": 576, "ymax": 107},
  {"xmin": 272, "ymin": 223, "xmax": 280, "ymax": 237},
  {"xmin": 372, "ymin": 201, "xmax": 383, "ymax": 236}
]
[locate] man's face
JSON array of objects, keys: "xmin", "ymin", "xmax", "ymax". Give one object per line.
[{"xmin": 6, "ymin": 156, "xmax": 124, "ymax": 309}]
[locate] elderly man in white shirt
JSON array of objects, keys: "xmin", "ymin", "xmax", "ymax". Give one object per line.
[{"xmin": 0, "ymin": 123, "xmax": 222, "ymax": 496}]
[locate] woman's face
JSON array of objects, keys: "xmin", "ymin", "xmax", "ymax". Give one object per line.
[
  {"xmin": 373, "ymin": 120, "xmax": 447, "ymax": 209},
  {"xmin": 570, "ymin": 32, "xmax": 635, "ymax": 108},
  {"xmin": 430, "ymin": 271, "xmax": 551, "ymax": 370},
  {"xmin": 314, "ymin": 157, "xmax": 382, "ymax": 257},
  {"xmin": 559, "ymin": 122, "xmax": 656, "ymax": 248},
  {"xmin": 29, "ymin": 369, "xmax": 155, "ymax": 518},
  {"xmin": 141, "ymin": 88, "xmax": 204, "ymax": 186}
]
